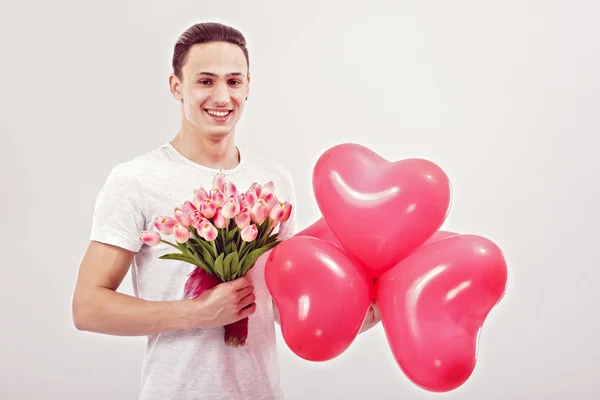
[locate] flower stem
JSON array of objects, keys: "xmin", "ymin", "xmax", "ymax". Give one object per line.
[{"xmin": 161, "ymin": 239, "xmax": 179, "ymax": 250}]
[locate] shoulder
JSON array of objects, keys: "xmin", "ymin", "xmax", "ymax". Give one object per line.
[
  {"xmin": 240, "ymin": 147, "xmax": 294, "ymax": 184},
  {"xmin": 104, "ymin": 145, "xmax": 166, "ymax": 182}
]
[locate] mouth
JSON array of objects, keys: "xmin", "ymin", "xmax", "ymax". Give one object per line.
[{"xmin": 205, "ymin": 109, "xmax": 233, "ymax": 122}]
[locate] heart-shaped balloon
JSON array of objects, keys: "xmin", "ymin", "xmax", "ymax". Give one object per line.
[
  {"xmin": 265, "ymin": 236, "xmax": 374, "ymax": 361},
  {"xmin": 375, "ymin": 234, "xmax": 508, "ymax": 392},
  {"xmin": 313, "ymin": 143, "xmax": 452, "ymax": 278},
  {"xmin": 294, "ymin": 217, "xmax": 346, "ymax": 252},
  {"xmin": 295, "ymin": 217, "xmax": 456, "ymax": 272},
  {"xmin": 422, "ymin": 230, "xmax": 459, "ymax": 246}
]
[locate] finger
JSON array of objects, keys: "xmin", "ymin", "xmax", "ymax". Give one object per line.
[
  {"xmin": 232, "ymin": 275, "xmax": 252, "ymax": 290},
  {"xmin": 238, "ymin": 302, "xmax": 256, "ymax": 318},
  {"xmin": 238, "ymin": 293, "xmax": 256, "ymax": 309},
  {"xmin": 235, "ymin": 285, "xmax": 254, "ymax": 301}
]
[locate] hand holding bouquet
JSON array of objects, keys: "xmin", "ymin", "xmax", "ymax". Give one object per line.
[{"xmin": 140, "ymin": 173, "xmax": 293, "ymax": 346}]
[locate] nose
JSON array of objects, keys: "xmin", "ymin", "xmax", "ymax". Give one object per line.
[{"xmin": 211, "ymin": 82, "xmax": 230, "ymax": 106}]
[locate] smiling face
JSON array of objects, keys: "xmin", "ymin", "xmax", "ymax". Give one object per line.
[{"xmin": 170, "ymin": 41, "xmax": 250, "ymax": 140}]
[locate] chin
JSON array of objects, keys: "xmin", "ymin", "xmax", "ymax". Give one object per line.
[{"xmin": 205, "ymin": 127, "xmax": 233, "ymax": 140}]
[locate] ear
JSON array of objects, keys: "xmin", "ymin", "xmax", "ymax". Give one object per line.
[{"xmin": 169, "ymin": 74, "xmax": 183, "ymax": 101}]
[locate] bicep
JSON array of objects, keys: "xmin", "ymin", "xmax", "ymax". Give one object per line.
[{"xmin": 75, "ymin": 240, "xmax": 135, "ymax": 292}]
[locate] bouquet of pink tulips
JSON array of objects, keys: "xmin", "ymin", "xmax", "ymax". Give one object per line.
[{"xmin": 140, "ymin": 172, "xmax": 292, "ymax": 346}]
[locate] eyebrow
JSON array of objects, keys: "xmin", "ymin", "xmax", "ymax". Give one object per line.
[{"xmin": 195, "ymin": 72, "xmax": 246, "ymax": 78}]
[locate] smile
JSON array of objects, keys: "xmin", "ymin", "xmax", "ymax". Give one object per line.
[{"xmin": 205, "ymin": 109, "xmax": 232, "ymax": 117}]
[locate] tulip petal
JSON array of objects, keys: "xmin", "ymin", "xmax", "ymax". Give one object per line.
[
  {"xmin": 140, "ymin": 230, "xmax": 161, "ymax": 246},
  {"xmin": 241, "ymin": 224, "xmax": 258, "ymax": 242}
]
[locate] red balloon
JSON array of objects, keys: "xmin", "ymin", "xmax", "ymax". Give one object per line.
[
  {"xmin": 265, "ymin": 236, "xmax": 374, "ymax": 361},
  {"xmin": 313, "ymin": 143, "xmax": 452, "ymax": 278},
  {"xmin": 375, "ymin": 234, "xmax": 508, "ymax": 392}
]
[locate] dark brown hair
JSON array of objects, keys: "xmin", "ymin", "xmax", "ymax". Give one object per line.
[{"xmin": 172, "ymin": 22, "xmax": 249, "ymax": 81}]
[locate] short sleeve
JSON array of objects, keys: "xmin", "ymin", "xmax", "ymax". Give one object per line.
[
  {"xmin": 277, "ymin": 169, "xmax": 298, "ymax": 241},
  {"xmin": 89, "ymin": 164, "xmax": 146, "ymax": 252}
]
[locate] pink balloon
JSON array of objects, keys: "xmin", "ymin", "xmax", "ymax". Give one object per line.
[
  {"xmin": 423, "ymin": 230, "xmax": 459, "ymax": 246},
  {"xmin": 313, "ymin": 143, "xmax": 452, "ymax": 278},
  {"xmin": 375, "ymin": 234, "xmax": 508, "ymax": 392},
  {"xmin": 294, "ymin": 217, "xmax": 346, "ymax": 252},
  {"xmin": 265, "ymin": 236, "xmax": 373, "ymax": 361}
]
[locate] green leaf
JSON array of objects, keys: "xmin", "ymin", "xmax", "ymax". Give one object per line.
[
  {"xmin": 265, "ymin": 233, "xmax": 279, "ymax": 244},
  {"xmin": 158, "ymin": 253, "xmax": 212, "ymax": 275},
  {"xmin": 240, "ymin": 246, "xmax": 272, "ymax": 276},
  {"xmin": 158, "ymin": 253, "xmax": 198, "ymax": 266},
  {"xmin": 230, "ymin": 251, "xmax": 240, "ymax": 279},
  {"xmin": 177, "ymin": 241, "xmax": 191, "ymax": 256},
  {"xmin": 223, "ymin": 252, "xmax": 235, "ymax": 281},
  {"xmin": 226, "ymin": 227, "xmax": 238, "ymax": 243},
  {"xmin": 197, "ymin": 239, "xmax": 217, "ymax": 259},
  {"xmin": 202, "ymin": 246, "xmax": 215, "ymax": 268},
  {"xmin": 214, "ymin": 253, "xmax": 225, "ymax": 281},
  {"xmin": 231, "ymin": 241, "xmax": 238, "ymax": 254},
  {"xmin": 264, "ymin": 240, "xmax": 282, "ymax": 251},
  {"xmin": 239, "ymin": 242, "xmax": 254, "ymax": 259},
  {"xmin": 225, "ymin": 242, "xmax": 232, "ymax": 255}
]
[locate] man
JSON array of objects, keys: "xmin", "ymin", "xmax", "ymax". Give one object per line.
[{"xmin": 72, "ymin": 22, "xmax": 380, "ymax": 400}]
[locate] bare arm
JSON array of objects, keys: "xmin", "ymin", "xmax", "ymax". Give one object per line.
[{"xmin": 72, "ymin": 241, "xmax": 255, "ymax": 336}]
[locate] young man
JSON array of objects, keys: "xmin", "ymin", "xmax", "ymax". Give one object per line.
[{"xmin": 72, "ymin": 22, "xmax": 379, "ymax": 400}]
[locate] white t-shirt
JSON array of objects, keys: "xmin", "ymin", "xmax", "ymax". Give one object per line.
[{"xmin": 89, "ymin": 142, "xmax": 297, "ymax": 400}]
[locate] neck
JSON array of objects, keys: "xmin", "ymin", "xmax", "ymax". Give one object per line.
[{"xmin": 170, "ymin": 123, "xmax": 240, "ymax": 171}]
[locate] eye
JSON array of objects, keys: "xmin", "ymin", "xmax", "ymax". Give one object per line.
[
  {"xmin": 198, "ymin": 80, "xmax": 212, "ymax": 85},
  {"xmin": 229, "ymin": 80, "xmax": 242, "ymax": 86}
]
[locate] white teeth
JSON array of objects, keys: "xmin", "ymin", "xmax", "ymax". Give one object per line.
[{"xmin": 207, "ymin": 110, "xmax": 230, "ymax": 117}]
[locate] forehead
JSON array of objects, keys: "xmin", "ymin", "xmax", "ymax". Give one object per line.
[{"xmin": 183, "ymin": 42, "xmax": 247, "ymax": 78}]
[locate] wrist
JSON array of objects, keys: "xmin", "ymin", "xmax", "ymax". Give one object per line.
[
  {"xmin": 175, "ymin": 299, "xmax": 205, "ymax": 330},
  {"xmin": 178, "ymin": 298, "xmax": 217, "ymax": 330}
]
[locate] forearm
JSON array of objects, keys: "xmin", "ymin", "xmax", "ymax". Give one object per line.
[{"xmin": 73, "ymin": 286, "xmax": 197, "ymax": 336}]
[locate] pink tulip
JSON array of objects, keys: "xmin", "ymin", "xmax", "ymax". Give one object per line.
[
  {"xmin": 260, "ymin": 181, "xmax": 276, "ymax": 199},
  {"xmin": 200, "ymin": 199, "xmax": 217, "ymax": 219},
  {"xmin": 213, "ymin": 208, "xmax": 227, "ymax": 229},
  {"xmin": 182, "ymin": 201, "xmax": 197, "ymax": 216},
  {"xmin": 238, "ymin": 194, "xmax": 250, "ymax": 210},
  {"xmin": 269, "ymin": 202, "xmax": 286, "ymax": 223},
  {"xmin": 188, "ymin": 209, "xmax": 201, "ymax": 227},
  {"xmin": 250, "ymin": 199, "xmax": 268, "ymax": 224},
  {"xmin": 281, "ymin": 202, "xmax": 293, "ymax": 222},
  {"xmin": 241, "ymin": 224, "xmax": 258, "ymax": 242},
  {"xmin": 221, "ymin": 195, "xmax": 241, "ymax": 219},
  {"xmin": 193, "ymin": 217, "xmax": 208, "ymax": 231},
  {"xmin": 244, "ymin": 189, "xmax": 258, "ymax": 208},
  {"xmin": 248, "ymin": 182, "xmax": 262, "ymax": 198},
  {"xmin": 262, "ymin": 192, "xmax": 278, "ymax": 211},
  {"xmin": 153, "ymin": 216, "xmax": 177, "ymax": 235},
  {"xmin": 174, "ymin": 224, "xmax": 190, "ymax": 243},
  {"xmin": 193, "ymin": 187, "xmax": 209, "ymax": 208},
  {"xmin": 174, "ymin": 207, "xmax": 191, "ymax": 227},
  {"xmin": 212, "ymin": 173, "xmax": 226, "ymax": 191},
  {"xmin": 210, "ymin": 188, "xmax": 226, "ymax": 208},
  {"xmin": 140, "ymin": 230, "xmax": 161, "ymax": 246},
  {"xmin": 200, "ymin": 220, "xmax": 218, "ymax": 241},
  {"xmin": 235, "ymin": 208, "xmax": 251, "ymax": 230},
  {"xmin": 224, "ymin": 181, "xmax": 238, "ymax": 197}
]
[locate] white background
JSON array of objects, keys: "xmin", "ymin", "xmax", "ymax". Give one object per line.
[{"xmin": 1, "ymin": 1, "xmax": 599, "ymax": 399}]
